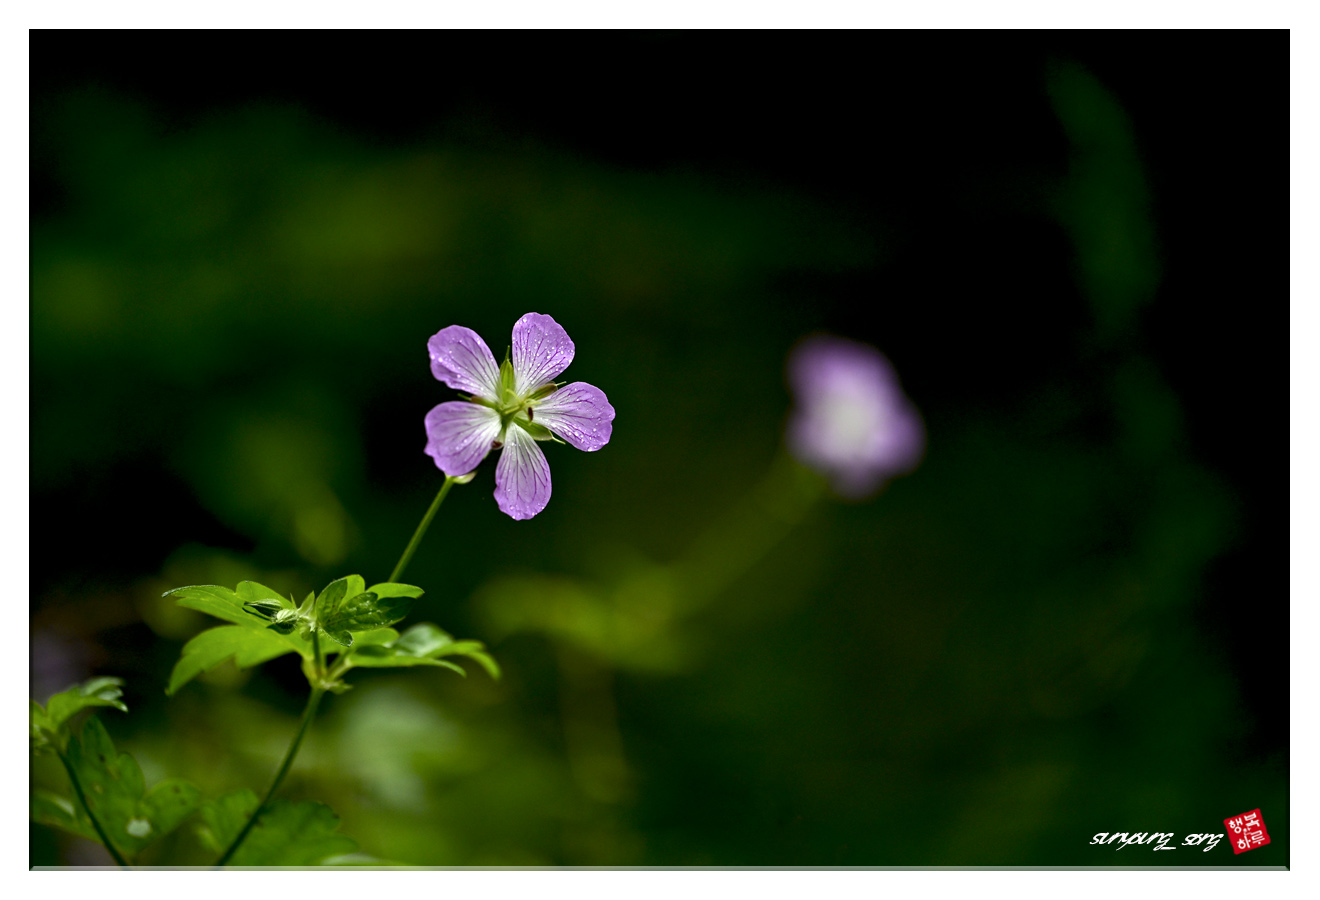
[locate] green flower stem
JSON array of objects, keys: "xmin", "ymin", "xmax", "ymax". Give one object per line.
[
  {"xmin": 214, "ymin": 686, "xmax": 325, "ymax": 867},
  {"xmin": 389, "ymin": 476, "xmax": 457, "ymax": 584},
  {"xmin": 56, "ymin": 747, "xmax": 130, "ymax": 869}
]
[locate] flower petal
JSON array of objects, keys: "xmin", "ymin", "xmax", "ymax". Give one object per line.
[
  {"xmin": 428, "ymin": 325, "xmax": 501, "ymax": 400},
  {"xmin": 494, "ymin": 424, "xmax": 552, "ymax": 520},
  {"xmin": 511, "ymin": 312, "xmax": 575, "ymax": 396},
  {"xmin": 424, "ymin": 402, "xmax": 502, "ymax": 477},
  {"xmin": 531, "ymin": 382, "xmax": 615, "ymax": 451}
]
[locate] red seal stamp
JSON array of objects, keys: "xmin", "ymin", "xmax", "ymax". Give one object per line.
[{"xmin": 1223, "ymin": 808, "xmax": 1270, "ymax": 854}]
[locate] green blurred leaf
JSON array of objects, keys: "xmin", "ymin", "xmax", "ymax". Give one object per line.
[
  {"xmin": 63, "ymin": 717, "xmax": 202, "ymax": 859},
  {"xmin": 42, "ymin": 676, "xmax": 129, "ymax": 733},
  {"xmin": 348, "ymin": 622, "xmax": 498, "ymax": 678},
  {"xmin": 168, "ymin": 625, "xmax": 305, "ymax": 695},
  {"xmin": 30, "ymin": 700, "xmax": 50, "ymax": 746},
  {"xmin": 197, "ymin": 788, "xmax": 258, "ymax": 856},
  {"xmin": 435, "ymin": 641, "xmax": 501, "ymax": 680},
  {"xmin": 31, "ymin": 787, "xmax": 98, "ymax": 842},
  {"xmin": 392, "ymin": 622, "xmax": 452, "ymax": 656},
  {"xmin": 199, "ymin": 789, "xmax": 357, "ymax": 866}
]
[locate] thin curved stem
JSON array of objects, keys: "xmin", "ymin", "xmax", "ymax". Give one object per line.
[
  {"xmin": 56, "ymin": 748, "xmax": 130, "ymax": 869},
  {"xmin": 389, "ymin": 477, "xmax": 456, "ymax": 584},
  {"xmin": 214, "ymin": 687, "xmax": 325, "ymax": 867}
]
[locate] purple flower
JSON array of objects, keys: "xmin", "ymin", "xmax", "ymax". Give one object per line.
[
  {"xmin": 424, "ymin": 313, "xmax": 615, "ymax": 520},
  {"xmin": 786, "ymin": 336, "xmax": 924, "ymax": 498}
]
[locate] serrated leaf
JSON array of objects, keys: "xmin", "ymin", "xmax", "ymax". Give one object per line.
[
  {"xmin": 352, "ymin": 627, "xmax": 399, "ymax": 647},
  {"xmin": 197, "ymin": 788, "xmax": 258, "ymax": 855},
  {"xmin": 371, "ymin": 624, "xmax": 501, "ymax": 679},
  {"xmin": 349, "ymin": 650, "xmax": 468, "ymax": 674},
  {"xmin": 323, "ymin": 592, "xmax": 412, "ymax": 638},
  {"xmin": 43, "ymin": 677, "xmax": 129, "ymax": 733},
  {"xmin": 348, "ymin": 623, "xmax": 477, "ymax": 676},
  {"xmin": 167, "ymin": 625, "xmax": 302, "ymax": 695},
  {"xmin": 242, "ymin": 599, "xmax": 286, "ymax": 620},
  {"xmin": 393, "ymin": 623, "xmax": 453, "ymax": 656},
  {"xmin": 439, "ymin": 644, "xmax": 502, "ymax": 680},
  {"xmin": 366, "ymin": 583, "xmax": 425, "ymax": 600},
  {"xmin": 236, "ymin": 581, "xmax": 293, "ymax": 608},
  {"xmin": 31, "ymin": 787, "xmax": 99, "ymax": 842},
  {"xmin": 201, "ymin": 791, "xmax": 357, "ymax": 866},
  {"xmin": 63, "ymin": 717, "xmax": 202, "ymax": 859},
  {"xmin": 166, "ymin": 584, "xmax": 263, "ymax": 627}
]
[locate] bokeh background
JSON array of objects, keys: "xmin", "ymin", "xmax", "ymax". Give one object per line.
[{"xmin": 30, "ymin": 32, "xmax": 1285, "ymax": 866}]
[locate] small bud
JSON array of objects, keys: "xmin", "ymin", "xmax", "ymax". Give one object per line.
[
  {"xmin": 243, "ymin": 599, "xmax": 285, "ymax": 621},
  {"xmin": 452, "ymin": 471, "xmax": 477, "ymax": 485},
  {"xmin": 267, "ymin": 609, "xmax": 299, "ymax": 635}
]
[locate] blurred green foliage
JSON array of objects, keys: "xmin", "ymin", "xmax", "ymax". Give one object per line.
[{"xmin": 30, "ymin": 61, "xmax": 1284, "ymax": 868}]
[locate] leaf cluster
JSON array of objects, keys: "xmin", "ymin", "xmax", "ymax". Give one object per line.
[
  {"xmin": 30, "ymin": 678, "xmax": 358, "ymax": 866},
  {"xmin": 166, "ymin": 576, "xmax": 499, "ymax": 694}
]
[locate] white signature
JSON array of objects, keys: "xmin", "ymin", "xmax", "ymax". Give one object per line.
[{"xmin": 1090, "ymin": 832, "xmax": 1223, "ymax": 852}]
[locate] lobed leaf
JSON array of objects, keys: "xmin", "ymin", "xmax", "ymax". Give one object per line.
[
  {"xmin": 31, "ymin": 788, "xmax": 99, "ymax": 842},
  {"xmin": 199, "ymin": 790, "xmax": 357, "ymax": 866},
  {"xmin": 166, "ymin": 584, "xmax": 264, "ymax": 627},
  {"xmin": 197, "ymin": 788, "xmax": 258, "ymax": 856},
  {"xmin": 366, "ymin": 582, "xmax": 425, "ymax": 600},
  {"xmin": 61, "ymin": 717, "xmax": 202, "ymax": 859},
  {"xmin": 322, "ymin": 592, "xmax": 413, "ymax": 646},
  {"xmin": 348, "ymin": 622, "xmax": 499, "ymax": 678},
  {"xmin": 42, "ymin": 677, "xmax": 129, "ymax": 733},
  {"xmin": 167, "ymin": 625, "xmax": 303, "ymax": 695}
]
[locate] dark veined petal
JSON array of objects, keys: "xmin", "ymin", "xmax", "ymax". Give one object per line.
[
  {"xmin": 424, "ymin": 402, "xmax": 502, "ymax": 477},
  {"xmin": 531, "ymin": 382, "xmax": 615, "ymax": 451},
  {"xmin": 428, "ymin": 325, "xmax": 501, "ymax": 400},
  {"xmin": 494, "ymin": 424, "xmax": 552, "ymax": 520},
  {"xmin": 511, "ymin": 312, "xmax": 575, "ymax": 397}
]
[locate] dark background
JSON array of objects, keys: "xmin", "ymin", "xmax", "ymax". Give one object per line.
[{"xmin": 30, "ymin": 32, "xmax": 1284, "ymax": 866}]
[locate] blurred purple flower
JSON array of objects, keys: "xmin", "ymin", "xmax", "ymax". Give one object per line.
[
  {"xmin": 786, "ymin": 336, "xmax": 924, "ymax": 498},
  {"xmin": 425, "ymin": 313, "xmax": 615, "ymax": 520}
]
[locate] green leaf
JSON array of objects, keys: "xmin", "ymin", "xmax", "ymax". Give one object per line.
[
  {"xmin": 197, "ymin": 788, "xmax": 258, "ymax": 855},
  {"xmin": 167, "ymin": 584, "xmax": 313, "ymax": 681},
  {"xmin": 42, "ymin": 677, "xmax": 129, "ymax": 733},
  {"xmin": 31, "ymin": 788, "xmax": 98, "ymax": 842},
  {"xmin": 324, "ymin": 593, "xmax": 413, "ymax": 643},
  {"xmin": 167, "ymin": 625, "xmax": 303, "ymax": 695},
  {"xmin": 366, "ymin": 582, "xmax": 425, "ymax": 600},
  {"xmin": 30, "ymin": 700, "xmax": 51, "ymax": 746},
  {"xmin": 200, "ymin": 790, "xmax": 357, "ymax": 866},
  {"xmin": 348, "ymin": 622, "xmax": 498, "ymax": 678},
  {"xmin": 236, "ymin": 581, "xmax": 293, "ymax": 607},
  {"xmin": 393, "ymin": 622, "xmax": 453, "ymax": 656},
  {"xmin": 137, "ymin": 779, "xmax": 203, "ymax": 844},
  {"xmin": 351, "ymin": 627, "xmax": 400, "ymax": 647},
  {"xmin": 316, "ymin": 576, "xmax": 413, "ymax": 648},
  {"xmin": 349, "ymin": 649, "xmax": 467, "ymax": 674},
  {"xmin": 437, "ymin": 642, "xmax": 502, "ymax": 681},
  {"xmin": 64, "ymin": 717, "xmax": 202, "ymax": 859},
  {"xmin": 166, "ymin": 584, "xmax": 265, "ymax": 627}
]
